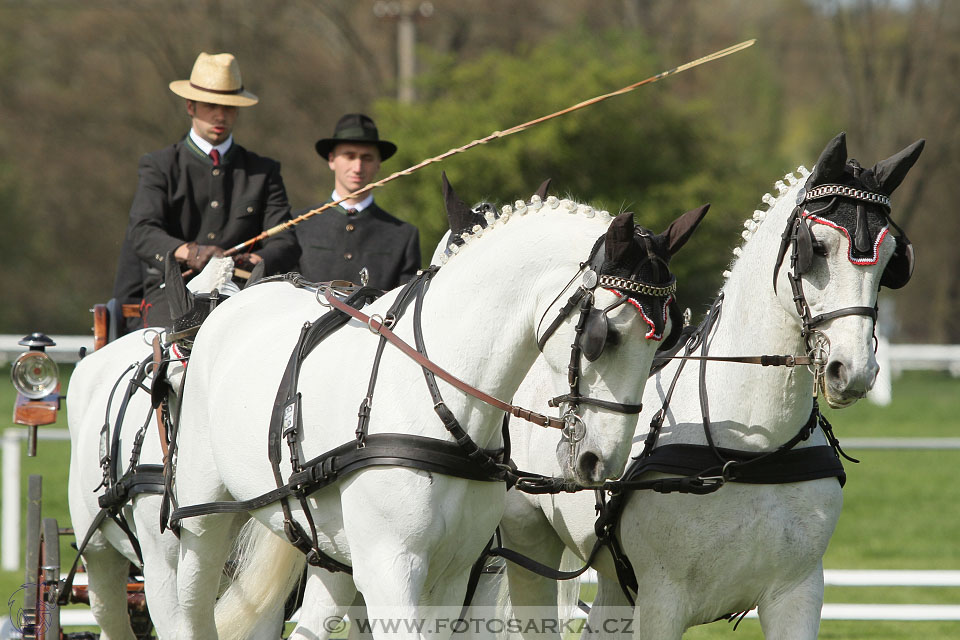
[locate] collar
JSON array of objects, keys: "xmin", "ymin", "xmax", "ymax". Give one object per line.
[
  {"xmin": 188, "ymin": 128, "xmax": 233, "ymax": 159},
  {"xmin": 332, "ymin": 190, "xmax": 374, "ymax": 213}
]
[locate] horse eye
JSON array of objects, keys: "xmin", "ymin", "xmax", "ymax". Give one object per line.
[
  {"xmin": 605, "ymin": 327, "xmax": 621, "ymax": 347},
  {"xmin": 812, "ymin": 240, "xmax": 827, "ymax": 256}
]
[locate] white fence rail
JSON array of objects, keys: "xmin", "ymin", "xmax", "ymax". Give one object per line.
[{"xmin": 3, "ymin": 334, "xmax": 959, "ymax": 408}]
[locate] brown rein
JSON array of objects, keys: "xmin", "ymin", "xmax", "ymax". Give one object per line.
[{"xmin": 323, "ymin": 289, "xmax": 566, "ymax": 431}]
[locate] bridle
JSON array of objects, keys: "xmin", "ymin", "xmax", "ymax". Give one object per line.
[
  {"xmin": 773, "ymin": 172, "xmax": 910, "ymax": 395},
  {"xmin": 535, "ymin": 235, "xmax": 679, "ymax": 463}
]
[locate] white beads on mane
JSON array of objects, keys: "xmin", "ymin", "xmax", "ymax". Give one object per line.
[
  {"xmin": 722, "ymin": 165, "xmax": 810, "ymax": 280},
  {"xmin": 437, "ymin": 194, "xmax": 612, "ymax": 266}
]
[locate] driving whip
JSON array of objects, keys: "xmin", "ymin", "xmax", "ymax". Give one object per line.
[{"xmin": 219, "ymin": 39, "xmax": 757, "ymax": 262}]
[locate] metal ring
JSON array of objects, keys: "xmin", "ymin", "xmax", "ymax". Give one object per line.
[
  {"xmin": 561, "ymin": 410, "xmax": 587, "ymax": 444},
  {"xmin": 316, "ymin": 286, "xmax": 332, "ymax": 308},
  {"xmin": 142, "ymin": 328, "xmax": 163, "ymax": 347},
  {"xmin": 367, "ymin": 314, "xmax": 385, "ymax": 335},
  {"xmin": 721, "ymin": 460, "xmax": 736, "ymax": 481},
  {"xmin": 806, "ymin": 331, "xmax": 831, "ymax": 375}
]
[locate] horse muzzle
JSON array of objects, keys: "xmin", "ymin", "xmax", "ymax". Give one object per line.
[{"xmin": 821, "ymin": 355, "xmax": 878, "ymax": 409}]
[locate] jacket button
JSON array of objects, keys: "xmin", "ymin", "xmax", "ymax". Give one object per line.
[
  {"xmin": 346, "ymin": 223, "xmax": 355, "ymax": 232},
  {"xmin": 344, "ymin": 253, "xmax": 353, "ymax": 260},
  {"xmin": 207, "ymin": 232, "xmax": 216, "ymax": 240},
  {"xmin": 247, "ymin": 206, "xmax": 254, "ymax": 213},
  {"xmin": 155, "ymin": 254, "xmax": 163, "ymax": 261},
  {"xmin": 211, "ymin": 200, "xmax": 220, "ymax": 209},
  {"xmin": 212, "ymin": 168, "xmax": 221, "ymax": 176}
]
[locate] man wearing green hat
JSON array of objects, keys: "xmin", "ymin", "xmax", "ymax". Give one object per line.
[
  {"xmin": 295, "ymin": 113, "xmax": 420, "ymax": 291},
  {"xmin": 116, "ymin": 52, "xmax": 299, "ymax": 330}
]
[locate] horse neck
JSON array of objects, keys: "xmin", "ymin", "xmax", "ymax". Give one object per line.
[
  {"xmin": 665, "ymin": 188, "xmax": 816, "ymax": 450},
  {"xmin": 414, "ymin": 209, "xmax": 605, "ymax": 445}
]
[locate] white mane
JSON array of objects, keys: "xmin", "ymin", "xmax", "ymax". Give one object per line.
[
  {"xmin": 436, "ymin": 194, "xmax": 614, "ymax": 266},
  {"xmin": 720, "ymin": 165, "xmax": 811, "ymax": 281}
]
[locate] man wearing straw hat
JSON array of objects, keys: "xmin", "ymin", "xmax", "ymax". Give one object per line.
[
  {"xmin": 118, "ymin": 51, "xmax": 299, "ymax": 329},
  {"xmin": 295, "ymin": 113, "xmax": 420, "ymax": 291}
]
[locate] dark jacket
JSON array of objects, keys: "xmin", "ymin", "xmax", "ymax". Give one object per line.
[
  {"xmin": 295, "ymin": 201, "xmax": 420, "ymax": 291},
  {"xmin": 126, "ymin": 134, "xmax": 300, "ymax": 298}
]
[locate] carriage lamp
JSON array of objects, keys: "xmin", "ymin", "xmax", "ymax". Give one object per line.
[{"xmin": 10, "ymin": 332, "xmax": 61, "ymax": 456}]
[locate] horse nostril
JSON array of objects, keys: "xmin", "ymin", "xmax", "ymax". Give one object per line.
[
  {"xmin": 825, "ymin": 360, "xmax": 847, "ymax": 387},
  {"xmin": 577, "ymin": 451, "xmax": 602, "ymax": 483}
]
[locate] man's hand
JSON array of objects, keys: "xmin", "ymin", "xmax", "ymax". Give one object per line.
[
  {"xmin": 180, "ymin": 242, "xmax": 224, "ymax": 270},
  {"xmin": 233, "ymin": 252, "xmax": 263, "ymax": 272}
]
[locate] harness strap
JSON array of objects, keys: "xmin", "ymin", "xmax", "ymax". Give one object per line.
[
  {"xmin": 324, "ymin": 289, "xmax": 566, "ymax": 430},
  {"xmin": 170, "ymin": 433, "xmax": 504, "ymax": 523},
  {"xmin": 623, "ymin": 443, "xmax": 846, "ymax": 486},
  {"xmin": 267, "ymin": 286, "xmax": 384, "ymax": 569},
  {"xmin": 107, "ymin": 356, "xmax": 153, "ymax": 486},
  {"xmin": 356, "ymin": 276, "xmax": 430, "ymax": 444},
  {"xmin": 58, "ymin": 464, "xmax": 165, "ymax": 606},
  {"xmin": 151, "ymin": 335, "xmax": 171, "ymax": 461},
  {"xmin": 488, "ymin": 535, "xmax": 606, "ymax": 582},
  {"xmin": 410, "ymin": 275, "xmax": 507, "ymax": 478},
  {"xmin": 547, "ymin": 394, "xmax": 643, "ymax": 413},
  {"xmin": 536, "ymin": 288, "xmax": 586, "ymax": 351}
]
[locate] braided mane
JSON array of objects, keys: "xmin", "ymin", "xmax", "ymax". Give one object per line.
[
  {"xmin": 437, "ymin": 194, "xmax": 614, "ymax": 266},
  {"xmin": 721, "ymin": 165, "xmax": 811, "ymax": 280}
]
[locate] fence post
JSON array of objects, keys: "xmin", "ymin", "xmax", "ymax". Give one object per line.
[{"xmin": 2, "ymin": 429, "xmax": 22, "ymax": 571}]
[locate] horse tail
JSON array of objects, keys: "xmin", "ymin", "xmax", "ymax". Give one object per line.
[{"xmin": 214, "ymin": 518, "xmax": 305, "ymax": 640}]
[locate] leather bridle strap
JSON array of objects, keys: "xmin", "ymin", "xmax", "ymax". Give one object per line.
[
  {"xmin": 324, "ymin": 290, "xmax": 566, "ymax": 430},
  {"xmin": 655, "ymin": 354, "xmax": 815, "ymax": 366},
  {"xmin": 807, "ymin": 306, "xmax": 877, "ymax": 329}
]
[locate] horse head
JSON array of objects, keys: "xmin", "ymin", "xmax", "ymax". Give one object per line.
[
  {"xmin": 772, "ymin": 132, "xmax": 924, "ymax": 407},
  {"xmin": 540, "ymin": 204, "xmax": 709, "ymax": 485}
]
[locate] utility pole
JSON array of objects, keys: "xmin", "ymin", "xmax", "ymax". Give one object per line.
[{"xmin": 373, "ymin": 1, "xmax": 434, "ymax": 103}]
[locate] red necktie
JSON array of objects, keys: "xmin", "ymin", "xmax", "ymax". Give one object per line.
[{"xmin": 210, "ymin": 149, "xmax": 221, "ymax": 166}]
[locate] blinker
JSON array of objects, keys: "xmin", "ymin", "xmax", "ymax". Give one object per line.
[
  {"xmin": 581, "ymin": 307, "xmax": 609, "ymax": 362},
  {"xmin": 880, "ymin": 236, "xmax": 914, "ymax": 289},
  {"xmin": 795, "ymin": 220, "xmax": 816, "ymax": 275}
]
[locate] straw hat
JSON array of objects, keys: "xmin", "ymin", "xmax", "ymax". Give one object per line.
[{"xmin": 169, "ymin": 52, "xmax": 259, "ymax": 107}]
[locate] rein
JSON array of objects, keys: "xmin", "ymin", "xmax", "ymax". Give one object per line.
[{"xmin": 322, "ymin": 286, "xmax": 566, "ymax": 431}]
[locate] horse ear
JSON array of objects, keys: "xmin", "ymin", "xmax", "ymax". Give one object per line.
[
  {"xmin": 164, "ymin": 252, "xmax": 192, "ymax": 317},
  {"xmin": 441, "ymin": 171, "xmax": 477, "ymax": 236},
  {"xmin": 872, "ymin": 139, "xmax": 925, "ymax": 195},
  {"xmin": 604, "ymin": 212, "xmax": 635, "ymax": 262},
  {"xmin": 534, "ymin": 178, "xmax": 551, "ymax": 201},
  {"xmin": 808, "ymin": 132, "xmax": 848, "ymax": 185},
  {"xmin": 662, "ymin": 204, "xmax": 710, "ymax": 256}
]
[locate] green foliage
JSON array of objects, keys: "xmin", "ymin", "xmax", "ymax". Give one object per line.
[{"xmin": 371, "ymin": 29, "xmax": 790, "ymax": 320}]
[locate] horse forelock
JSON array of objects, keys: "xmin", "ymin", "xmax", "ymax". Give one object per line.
[{"xmin": 438, "ymin": 194, "xmax": 614, "ymax": 266}]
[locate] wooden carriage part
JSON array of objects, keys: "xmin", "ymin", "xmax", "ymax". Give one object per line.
[
  {"xmin": 92, "ymin": 300, "xmax": 141, "ymax": 351},
  {"xmin": 20, "ymin": 475, "xmax": 154, "ymax": 639},
  {"xmin": 21, "ymin": 475, "xmax": 58, "ymax": 640}
]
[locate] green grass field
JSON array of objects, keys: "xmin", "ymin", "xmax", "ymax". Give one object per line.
[{"xmin": 1, "ymin": 368, "xmax": 958, "ymax": 637}]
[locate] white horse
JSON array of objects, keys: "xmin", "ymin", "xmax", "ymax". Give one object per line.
[
  {"xmin": 171, "ymin": 192, "xmax": 706, "ymax": 640},
  {"xmin": 66, "ymin": 258, "xmax": 284, "ymax": 639},
  {"xmin": 496, "ymin": 133, "xmax": 925, "ymax": 639}
]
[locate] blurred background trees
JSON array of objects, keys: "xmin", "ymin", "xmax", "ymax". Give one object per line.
[{"xmin": 0, "ymin": 0, "xmax": 956, "ymax": 341}]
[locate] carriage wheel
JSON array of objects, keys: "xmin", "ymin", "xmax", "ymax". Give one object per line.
[
  {"xmin": 37, "ymin": 517, "xmax": 62, "ymax": 640},
  {"xmin": 21, "ymin": 476, "xmax": 63, "ymax": 640},
  {"xmin": 22, "ymin": 476, "xmax": 43, "ymax": 640}
]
